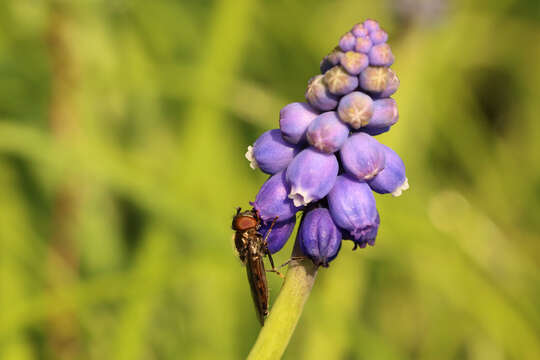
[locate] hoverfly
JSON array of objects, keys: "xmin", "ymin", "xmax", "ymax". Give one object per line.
[{"xmin": 232, "ymin": 207, "xmax": 281, "ymax": 326}]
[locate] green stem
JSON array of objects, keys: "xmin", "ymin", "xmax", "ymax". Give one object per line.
[{"xmin": 247, "ymin": 239, "xmax": 318, "ymax": 360}]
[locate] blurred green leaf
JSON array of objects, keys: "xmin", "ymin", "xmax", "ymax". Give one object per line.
[{"xmin": 0, "ymin": 0, "xmax": 539, "ymax": 359}]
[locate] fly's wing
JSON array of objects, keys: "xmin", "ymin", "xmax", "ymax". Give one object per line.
[{"xmin": 246, "ymin": 255, "xmax": 269, "ymax": 326}]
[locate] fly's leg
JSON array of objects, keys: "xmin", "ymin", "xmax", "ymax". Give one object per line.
[
  {"xmin": 278, "ymin": 256, "xmax": 306, "ymax": 269},
  {"xmin": 262, "ymin": 217, "xmax": 285, "ymax": 278},
  {"xmin": 265, "ymin": 252, "xmax": 284, "ymax": 279},
  {"xmin": 265, "ymin": 268, "xmax": 284, "ymax": 279},
  {"xmin": 261, "ymin": 216, "xmax": 278, "ymax": 261},
  {"xmin": 265, "ymin": 256, "xmax": 306, "ymax": 278}
]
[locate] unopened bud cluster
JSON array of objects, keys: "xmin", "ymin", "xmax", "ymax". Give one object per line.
[{"xmin": 245, "ymin": 19, "xmax": 408, "ymax": 267}]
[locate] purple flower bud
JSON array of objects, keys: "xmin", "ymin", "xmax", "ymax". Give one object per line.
[
  {"xmin": 305, "ymin": 75, "xmax": 339, "ymax": 111},
  {"xmin": 359, "ymin": 66, "xmax": 391, "ymax": 94},
  {"xmin": 338, "ymin": 32, "xmax": 356, "ymax": 52},
  {"xmin": 364, "ymin": 19, "xmax": 380, "ymax": 33},
  {"xmin": 368, "ymin": 145, "xmax": 409, "ymax": 196},
  {"xmin": 246, "ymin": 129, "xmax": 300, "ymax": 174},
  {"xmin": 340, "ymin": 51, "xmax": 369, "ymax": 75},
  {"xmin": 286, "ymin": 148, "xmax": 339, "ymax": 207},
  {"xmin": 364, "ymin": 98, "xmax": 398, "ymax": 129},
  {"xmin": 306, "ymin": 111, "xmax": 350, "ymax": 153},
  {"xmin": 351, "ymin": 23, "xmax": 368, "ymax": 37},
  {"xmin": 320, "ymin": 48, "xmax": 344, "ymax": 74},
  {"xmin": 379, "ymin": 68, "xmax": 399, "ymax": 98},
  {"xmin": 359, "ymin": 126, "xmax": 390, "ymax": 136},
  {"xmin": 340, "ymin": 133, "xmax": 386, "ymax": 180},
  {"xmin": 327, "ymin": 47, "xmax": 345, "ymax": 66},
  {"xmin": 368, "ymin": 43, "xmax": 395, "ymax": 66},
  {"xmin": 323, "ymin": 66, "xmax": 359, "ymax": 95},
  {"xmin": 337, "ymin": 91, "xmax": 374, "ymax": 129},
  {"xmin": 253, "ymin": 170, "xmax": 299, "ymax": 223},
  {"xmin": 369, "ymin": 29, "xmax": 388, "ymax": 44},
  {"xmin": 300, "ymin": 208, "xmax": 342, "ymax": 267},
  {"xmin": 260, "ymin": 216, "xmax": 296, "ymax": 254},
  {"xmin": 328, "ymin": 174, "xmax": 379, "ymax": 243},
  {"xmin": 279, "ymin": 102, "xmax": 319, "ymax": 145},
  {"xmin": 354, "ymin": 36, "xmax": 372, "ymax": 53}
]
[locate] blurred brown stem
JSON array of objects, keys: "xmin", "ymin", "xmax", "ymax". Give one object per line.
[{"xmin": 46, "ymin": 3, "xmax": 80, "ymax": 359}]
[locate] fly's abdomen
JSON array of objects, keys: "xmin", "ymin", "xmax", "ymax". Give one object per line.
[{"xmin": 246, "ymin": 255, "xmax": 269, "ymax": 325}]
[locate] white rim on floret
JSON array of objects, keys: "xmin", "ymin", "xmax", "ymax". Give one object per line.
[
  {"xmin": 245, "ymin": 145, "xmax": 258, "ymax": 170},
  {"xmin": 288, "ymin": 186, "xmax": 312, "ymax": 207},
  {"xmin": 391, "ymin": 178, "xmax": 409, "ymax": 197}
]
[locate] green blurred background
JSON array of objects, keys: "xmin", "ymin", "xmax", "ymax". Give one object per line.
[{"xmin": 1, "ymin": 0, "xmax": 539, "ymax": 359}]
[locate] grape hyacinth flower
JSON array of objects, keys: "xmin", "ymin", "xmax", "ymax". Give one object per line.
[
  {"xmin": 364, "ymin": 19, "xmax": 380, "ymax": 33},
  {"xmin": 306, "ymin": 111, "xmax": 349, "ymax": 153},
  {"xmin": 299, "ymin": 208, "xmax": 342, "ymax": 267},
  {"xmin": 279, "ymin": 102, "xmax": 319, "ymax": 145},
  {"xmin": 244, "ymin": 18, "xmax": 407, "ymax": 272},
  {"xmin": 321, "ymin": 47, "xmax": 346, "ymax": 73},
  {"xmin": 340, "ymin": 133, "xmax": 386, "ymax": 180},
  {"xmin": 355, "ymin": 36, "xmax": 372, "ymax": 53},
  {"xmin": 368, "ymin": 43, "xmax": 395, "ymax": 67},
  {"xmin": 359, "ymin": 66, "xmax": 391, "ymax": 95},
  {"xmin": 338, "ymin": 32, "xmax": 356, "ymax": 52},
  {"xmin": 351, "ymin": 23, "xmax": 368, "ymax": 37},
  {"xmin": 337, "ymin": 91, "xmax": 374, "ymax": 129},
  {"xmin": 369, "ymin": 29, "xmax": 388, "ymax": 45},
  {"xmin": 243, "ymin": 20, "xmax": 409, "ymax": 357},
  {"xmin": 323, "ymin": 66, "xmax": 359, "ymax": 95},
  {"xmin": 305, "ymin": 75, "xmax": 339, "ymax": 111},
  {"xmin": 368, "ymin": 145, "xmax": 409, "ymax": 196},
  {"xmin": 328, "ymin": 174, "xmax": 380, "ymax": 245},
  {"xmin": 340, "ymin": 51, "xmax": 369, "ymax": 75},
  {"xmin": 260, "ymin": 216, "xmax": 297, "ymax": 254},
  {"xmin": 246, "ymin": 129, "xmax": 300, "ymax": 174},
  {"xmin": 252, "ymin": 170, "xmax": 299, "ymax": 224},
  {"xmin": 364, "ymin": 98, "xmax": 399, "ymax": 130},
  {"xmin": 327, "ymin": 47, "xmax": 345, "ymax": 66},
  {"xmin": 286, "ymin": 148, "xmax": 338, "ymax": 207}
]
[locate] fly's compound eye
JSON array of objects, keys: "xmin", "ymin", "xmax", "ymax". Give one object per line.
[{"xmin": 233, "ymin": 215, "xmax": 258, "ymax": 231}]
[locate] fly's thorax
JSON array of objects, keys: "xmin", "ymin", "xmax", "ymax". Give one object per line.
[
  {"xmin": 248, "ymin": 233, "xmax": 265, "ymax": 258},
  {"xmin": 234, "ymin": 227, "xmax": 263, "ymax": 264}
]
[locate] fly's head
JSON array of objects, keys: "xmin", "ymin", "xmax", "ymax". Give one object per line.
[
  {"xmin": 232, "ymin": 207, "xmax": 260, "ymax": 232},
  {"xmin": 233, "ymin": 207, "xmax": 262, "ymax": 264}
]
